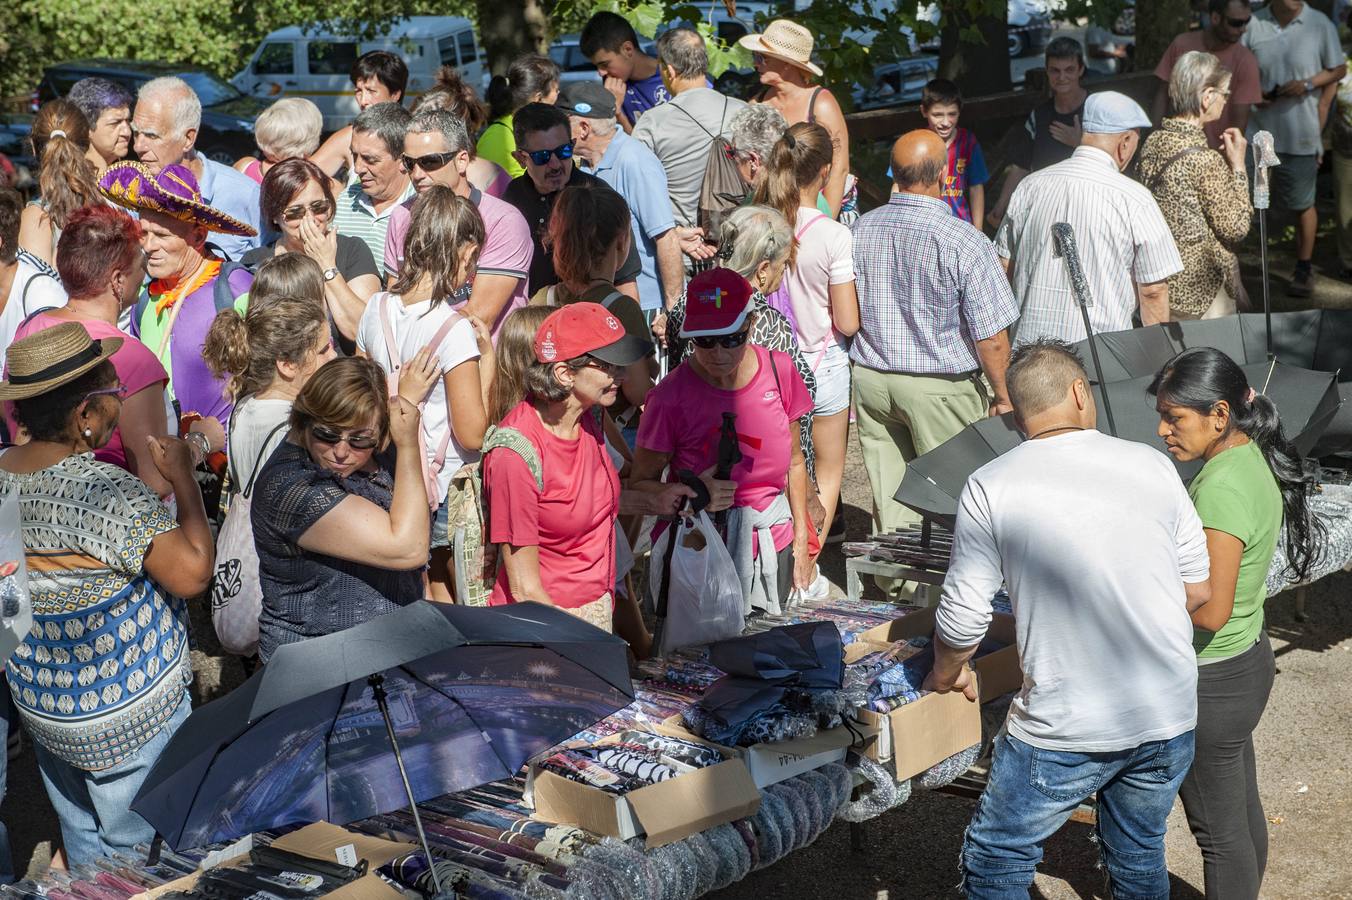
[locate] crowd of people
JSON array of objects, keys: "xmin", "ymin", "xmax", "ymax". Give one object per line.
[{"xmin": 0, "ymin": 3, "xmax": 1347, "ymax": 897}]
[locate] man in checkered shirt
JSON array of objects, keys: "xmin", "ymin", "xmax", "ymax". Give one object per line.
[{"xmin": 850, "ymin": 129, "xmax": 1018, "ymax": 597}]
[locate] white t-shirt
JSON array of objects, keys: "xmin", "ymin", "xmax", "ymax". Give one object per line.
[
  {"xmin": 228, "ymin": 397, "xmax": 293, "ymax": 491},
  {"xmin": 1, "ymin": 252, "xmax": 67, "ymax": 368},
  {"xmin": 356, "ymin": 292, "xmax": 480, "ymax": 500},
  {"xmin": 934, "ymin": 429, "xmax": 1208, "ymax": 753},
  {"xmin": 784, "ymin": 207, "xmax": 854, "ymax": 361}
]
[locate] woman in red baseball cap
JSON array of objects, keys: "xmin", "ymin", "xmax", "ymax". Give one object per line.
[
  {"xmin": 632, "ymin": 268, "xmax": 816, "ymax": 615},
  {"xmin": 480, "ymin": 302, "xmax": 653, "ymax": 630}
]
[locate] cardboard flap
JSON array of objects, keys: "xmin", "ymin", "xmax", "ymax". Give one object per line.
[
  {"xmin": 890, "ymin": 690, "xmax": 983, "ymax": 781},
  {"xmin": 532, "ymin": 769, "xmax": 623, "ymax": 836},
  {"xmin": 628, "ymin": 759, "xmax": 761, "ymax": 848}
]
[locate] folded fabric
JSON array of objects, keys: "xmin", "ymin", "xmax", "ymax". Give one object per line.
[
  {"xmin": 589, "ymin": 747, "xmax": 676, "ymax": 784},
  {"xmin": 616, "ymin": 730, "xmax": 725, "ymax": 769},
  {"xmin": 539, "ymin": 751, "xmax": 637, "ymax": 794},
  {"xmin": 867, "ymin": 643, "xmax": 935, "ymax": 708}
]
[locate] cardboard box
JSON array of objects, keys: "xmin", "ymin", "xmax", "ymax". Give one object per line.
[
  {"xmin": 131, "ymin": 823, "xmax": 415, "ymax": 900},
  {"xmin": 655, "ymin": 715, "xmax": 853, "ymax": 789},
  {"xmin": 845, "ymin": 606, "xmax": 1023, "ymax": 777},
  {"xmin": 530, "ymin": 755, "xmax": 761, "ymax": 847}
]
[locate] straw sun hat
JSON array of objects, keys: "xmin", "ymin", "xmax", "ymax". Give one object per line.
[
  {"xmin": 738, "ymin": 20, "xmax": 824, "ymax": 78},
  {"xmin": 0, "ymin": 323, "xmax": 121, "ymax": 401}
]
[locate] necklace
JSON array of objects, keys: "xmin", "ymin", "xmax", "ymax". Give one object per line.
[{"xmin": 1026, "ymin": 424, "xmax": 1086, "ymax": 440}]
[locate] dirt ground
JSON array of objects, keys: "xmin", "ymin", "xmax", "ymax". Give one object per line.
[{"xmin": 4, "ymin": 170, "xmax": 1352, "ymax": 898}]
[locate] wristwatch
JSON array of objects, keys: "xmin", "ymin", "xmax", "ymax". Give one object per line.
[
  {"xmin": 322, "ymin": 266, "xmax": 339, "ymax": 282},
  {"xmin": 1304, "ymin": 79, "xmax": 1316, "ymax": 94}
]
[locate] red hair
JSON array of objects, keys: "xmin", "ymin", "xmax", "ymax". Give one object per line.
[{"xmin": 56, "ymin": 205, "xmax": 143, "ymax": 299}]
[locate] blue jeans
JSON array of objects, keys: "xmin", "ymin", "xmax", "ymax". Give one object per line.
[
  {"xmin": 32, "ymin": 693, "xmax": 191, "ymax": 867},
  {"xmin": 962, "ymin": 728, "xmax": 1195, "ymax": 899},
  {"xmin": 0, "ymin": 685, "xmax": 14, "ymax": 884}
]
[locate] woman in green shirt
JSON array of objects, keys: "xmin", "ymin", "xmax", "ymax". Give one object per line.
[
  {"xmin": 1151, "ymin": 347, "xmax": 1321, "ymax": 900},
  {"xmin": 478, "ymin": 55, "xmax": 560, "ymax": 180}
]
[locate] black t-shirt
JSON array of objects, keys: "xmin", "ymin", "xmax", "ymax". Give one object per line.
[
  {"xmin": 1013, "ymin": 97, "xmax": 1087, "ymax": 172},
  {"xmin": 501, "ymin": 168, "xmax": 642, "ymax": 294},
  {"xmin": 241, "ymin": 235, "xmax": 379, "ymax": 355}
]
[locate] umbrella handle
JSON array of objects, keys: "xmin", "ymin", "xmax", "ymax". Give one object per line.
[{"xmin": 369, "ymin": 673, "xmax": 442, "ymax": 895}]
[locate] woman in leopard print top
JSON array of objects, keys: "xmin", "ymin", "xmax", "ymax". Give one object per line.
[{"xmin": 1138, "ymin": 50, "xmax": 1252, "ymax": 320}]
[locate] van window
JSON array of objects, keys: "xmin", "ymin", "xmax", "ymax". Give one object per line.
[
  {"xmin": 437, "ymin": 35, "xmax": 460, "ymax": 66},
  {"xmin": 255, "ymin": 42, "xmax": 295, "ymax": 76},
  {"xmin": 308, "ymin": 41, "xmax": 358, "ymax": 75},
  {"xmin": 458, "ymin": 31, "xmax": 479, "ymax": 65}
]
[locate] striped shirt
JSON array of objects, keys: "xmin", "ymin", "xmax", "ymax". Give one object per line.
[
  {"xmin": 850, "ymin": 193, "xmax": 1018, "ymax": 374},
  {"xmin": 333, "ymin": 180, "xmax": 416, "ymax": 280},
  {"xmin": 995, "ymin": 146, "xmax": 1182, "ymax": 345}
]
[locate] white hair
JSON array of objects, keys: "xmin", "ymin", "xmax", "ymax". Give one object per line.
[
  {"xmin": 254, "ymin": 97, "xmax": 324, "ymax": 160},
  {"xmin": 1169, "ymin": 51, "xmax": 1230, "ymax": 118},
  {"xmin": 576, "ymin": 114, "xmax": 617, "ymax": 137},
  {"xmin": 718, "ymin": 204, "xmax": 792, "ymax": 280},
  {"xmin": 730, "ymin": 105, "xmax": 787, "ymax": 160},
  {"xmin": 138, "ymin": 76, "xmax": 202, "ymax": 138}
]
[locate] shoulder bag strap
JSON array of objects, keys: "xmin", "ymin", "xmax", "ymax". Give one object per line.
[
  {"xmin": 242, "ymin": 422, "xmax": 289, "ymax": 498},
  {"xmin": 1145, "ymin": 145, "xmax": 1208, "ymax": 194},
  {"xmin": 482, "ymin": 424, "xmax": 544, "ymax": 491}
]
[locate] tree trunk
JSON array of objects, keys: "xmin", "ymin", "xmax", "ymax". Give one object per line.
[
  {"xmin": 1134, "ymin": 0, "xmax": 1194, "ymax": 73},
  {"xmin": 938, "ymin": 4, "xmax": 1012, "ymax": 97},
  {"xmin": 475, "ymin": 0, "xmax": 551, "ymax": 75}
]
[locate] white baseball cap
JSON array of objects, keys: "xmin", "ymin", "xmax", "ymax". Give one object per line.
[{"xmin": 1081, "ymin": 91, "xmax": 1151, "ymax": 134}]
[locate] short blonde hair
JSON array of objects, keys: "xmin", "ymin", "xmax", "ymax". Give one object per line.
[
  {"xmin": 255, "ymin": 98, "xmax": 324, "ymax": 161},
  {"xmin": 1169, "ymin": 51, "xmax": 1231, "ymax": 118}
]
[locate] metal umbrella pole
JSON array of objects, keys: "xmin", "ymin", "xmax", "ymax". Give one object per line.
[
  {"xmin": 1051, "ymin": 222, "xmax": 1118, "ymax": 436},
  {"xmin": 1251, "ymin": 130, "xmax": 1280, "ymax": 360},
  {"xmin": 368, "ymin": 673, "xmax": 442, "ymax": 894}
]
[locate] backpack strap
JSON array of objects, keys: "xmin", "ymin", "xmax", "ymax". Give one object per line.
[
  {"xmin": 795, "ymin": 212, "xmax": 829, "ymax": 241},
  {"xmin": 19, "ymin": 272, "xmax": 56, "ymax": 316},
  {"xmin": 482, "ymin": 424, "xmax": 544, "ymax": 491},
  {"xmin": 599, "ymin": 289, "xmax": 625, "ymax": 310},
  {"xmin": 212, "ymin": 261, "xmax": 249, "ymax": 313}
]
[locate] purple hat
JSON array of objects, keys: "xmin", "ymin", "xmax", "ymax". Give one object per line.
[{"xmin": 98, "ymin": 161, "xmax": 257, "ymax": 236}]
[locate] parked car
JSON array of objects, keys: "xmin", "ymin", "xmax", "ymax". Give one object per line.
[
  {"xmin": 549, "ymin": 35, "xmax": 657, "ymax": 86},
  {"xmin": 37, "ymin": 60, "xmax": 267, "ymax": 164},
  {"xmin": 232, "ymin": 17, "xmax": 486, "ymax": 131},
  {"xmin": 852, "ymin": 55, "xmax": 941, "ymax": 111},
  {"xmin": 916, "ymin": 0, "xmax": 1053, "ymax": 58}
]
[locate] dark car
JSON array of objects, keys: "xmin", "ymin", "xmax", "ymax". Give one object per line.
[{"xmin": 37, "ymin": 60, "xmax": 270, "ymax": 164}]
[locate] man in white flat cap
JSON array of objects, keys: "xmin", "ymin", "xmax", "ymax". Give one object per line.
[{"xmin": 996, "ymin": 91, "xmax": 1183, "ymax": 344}]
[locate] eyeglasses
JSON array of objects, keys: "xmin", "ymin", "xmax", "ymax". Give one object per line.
[
  {"xmin": 724, "ymin": 145, "xmax": 754, "ymax": 163},
  {"xmin": 522, "ymin": 143, "xmax": 574, "ymax": 166},
  {"xmin": 691, "ymin": 330, "xmax": 751, "ymax": 350},
  {"xmin": 751, "ymin": 52, "xmax": 765, "ymax": 66},
  {"xmin": 578, "ymin": 357, "xmax": 625, "ymax": 377},
  {"xmin": 83, "ymin": 384, "xmax": 127, "ymax": 402},
  {"xmin": 280, "ymin": 199, "xmax": 334, "ymax": 222},
  {"xmin": 309, "ymin": 424, "xmax": 379, "ymax": 450},
  {"xmin": 400, "ymin": 151, "xmax": 459, "ymax": 174},
  {"xmin": 1225, "ymin": 15, "xmax": 1251, "ymax": 27}
]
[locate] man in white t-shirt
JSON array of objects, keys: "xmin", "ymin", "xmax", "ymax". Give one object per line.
[
  {"xmin": 925, "ymin": 339, "xmax": 1211, "ymax": 898},
  {"xmin": 0, "ymin": 190, "xmax": 67, "ymax": 370}
]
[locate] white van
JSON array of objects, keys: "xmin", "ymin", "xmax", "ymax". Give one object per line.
[{"xmin": 232, "ymin": 17, "xmax": 486, "ymax": 131}]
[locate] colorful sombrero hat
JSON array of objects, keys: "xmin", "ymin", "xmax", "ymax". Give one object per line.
[{"xmin": 98, "ymin": 161, "xmax": 257, "ymax": 237}]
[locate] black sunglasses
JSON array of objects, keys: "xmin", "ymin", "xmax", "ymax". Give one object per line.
[
  {"xmin": 523, "ymin": 142, "xmax": 574, "ymax": 166},
  {"xmin": 691, "ymin": 329, "xmax": 751, "ymax": 350},
  {"xmin": 1225, "ymin": 15, "xmax": 1251, "ymax": 26},
  {"xmin": 400, "ymin": 151, "xmax": 458, "ymax": 173},
  {"xmin": 310, "ymin": 424, "xmax": 379, "ymax": 450},
  {"xmin": 281, "ymin": 199, "xmax": 334, "ymax": 222}
]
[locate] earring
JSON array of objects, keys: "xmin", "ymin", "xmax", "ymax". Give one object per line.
[{"xmin": 82, "ymin": 428, "xmax": 93, "ymax": 439}]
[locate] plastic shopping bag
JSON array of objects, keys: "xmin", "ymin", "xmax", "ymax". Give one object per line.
[
  {"xmin": 0, "ymin": 487, "xmax": 32, "ymax": 665},
  {"xmin": 649, "ymin": 511, "xmax": 744, "ymax": 657}
]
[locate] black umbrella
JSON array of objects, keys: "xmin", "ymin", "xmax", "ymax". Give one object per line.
[
  {"xmin": 895, "ymin": 361, "xmax": 1341, "ymax": 524},
  {"xmin": 131, "ymin": 601, "xmax": 634, "ymax": 885}
]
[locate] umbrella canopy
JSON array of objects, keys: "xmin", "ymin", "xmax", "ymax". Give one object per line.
[
  {"xmin": 895, "ymin": 361, "xmax": 1340, "ymax": 525},
  {"xmin": 132, "ymin": 601, "xmax": 633, "ymax": 851}
]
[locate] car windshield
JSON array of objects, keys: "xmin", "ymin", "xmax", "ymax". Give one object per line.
[{"xmin": 175, "ymin": 71, "xmax": 243, "ymax": 106}]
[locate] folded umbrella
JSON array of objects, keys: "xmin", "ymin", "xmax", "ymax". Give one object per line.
[
  {"xmin": 894, "ymin": 413, "xmax": 1025, "ymax": 528},
  {"xmin": 131, "ymin": 600, "xmax": 634, "ymax": 879}
]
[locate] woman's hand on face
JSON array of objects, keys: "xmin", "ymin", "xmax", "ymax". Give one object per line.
[
  {"xmin": 388, "ymin": 395, "xmax": 422, "ymax": 449},
  {"xmin": 145, "ymin": 435, "xmax": 196, "ymax": 482},
  {"xmin": 1220, "ymin": 128, "xmax": 1248, "ymax": 172},
  {"xmin": 397, "ymin": 345, "xmax": 442, "ymax": 406},
  {"xmin": 299, "ymin": 216, "xmax": 339, "ymax": 271},
  {"xmin": 698, "ymin": 464, "xmax": 736, "ymax": 513}
]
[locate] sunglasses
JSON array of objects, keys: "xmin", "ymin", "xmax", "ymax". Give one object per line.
[
  {"xmin": 1225, "ymin": 15, "xmax": 1251, "ymax": 27},
  {"xmin": 83, "ymin": 384, "xmax": 127, "ymax": 402},
  {"xmin": 522, "ymin": 143, "xmax": 574, "ymax": 166},
  {"xmin": 310, "ymin": 424, "xmax": 379, "ymax": 450},
  {"xmin": 400, "ymin": 151, "xmax": 459, "ymax": 174},
  {"xmin": 691, "ymin": 330, "xmax": 751, "ymax": 350},
  {"xmin": 751, "ymin": 52, "xmax": 765, "ymax": 66},
  {"xmin": 281, "ymin": 199, "xmax": 334, "ymax": 222},
  {"xmin": 580, "ymin": 357, "xmax": 625, "ymax": 377}
]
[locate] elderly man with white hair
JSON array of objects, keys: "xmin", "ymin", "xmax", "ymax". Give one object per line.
[
  {"xmin": 558, "ymin": 81, "xmax": 683, "ymax": 316},
  {"xmin": 132, "ymin": 76, "xmax": 262, "ymax": 259},
  {"xmin": 995, "ymin": 91, "xmax": 1183, "ymax": 343}
]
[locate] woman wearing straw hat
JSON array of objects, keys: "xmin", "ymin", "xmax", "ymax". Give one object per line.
[
  {"xmin": 0, "ymin": 323, "xmax": 214, "ymax": 865},
  {"xmin": 739, "ymin": 20, "xmax": 853, "ymax": 221}
]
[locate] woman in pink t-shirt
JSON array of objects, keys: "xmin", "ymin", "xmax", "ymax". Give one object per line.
[
  {"xmin": 755, "ymin": 122, "xmax": 858, "ymax": 553},
  {"xmin": 633, "ymin": 269, "xmax": 815, "ymax": 616},
  {"xmin": 10, "ymin": 206, "xmax": 173, "ymax": 497}
]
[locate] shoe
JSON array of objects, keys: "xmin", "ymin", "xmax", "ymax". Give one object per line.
[
  {"xmin": 1288, "ymin": 268, "xmax": 1314, "ymax": 298},
  {"xmin": 825, "ymin": 515, "xmax": 847, "ymax": 545},
  {"xmin": 800, "ymin": 566, "xmax": 831, "ymax": 602}
]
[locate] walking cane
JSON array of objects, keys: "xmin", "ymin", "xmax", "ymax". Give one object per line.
[
  {"xmin": 1052, "ymin": 222, "xmax": 1118, "ymax": 436},
  {"xmin": 1251, "ymin": 131, "xmax": 1280, "ymax": 360}
]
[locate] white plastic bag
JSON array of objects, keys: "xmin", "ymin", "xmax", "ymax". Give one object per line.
[
  {"xmin": 0, "ymin": 487, "xmax": 32, "ymax": 665},
  {"xmin": 210, "ymin": 491, "xmax": 264, "ymax": 656},
  {"xmin": 649, "ymin": 511, "xmax": 744, "ymax": 657}
]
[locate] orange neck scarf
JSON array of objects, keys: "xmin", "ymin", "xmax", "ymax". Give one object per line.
[{"xmin": 148, "ymin": 259, "xmax": 221, "ymax": 317}]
